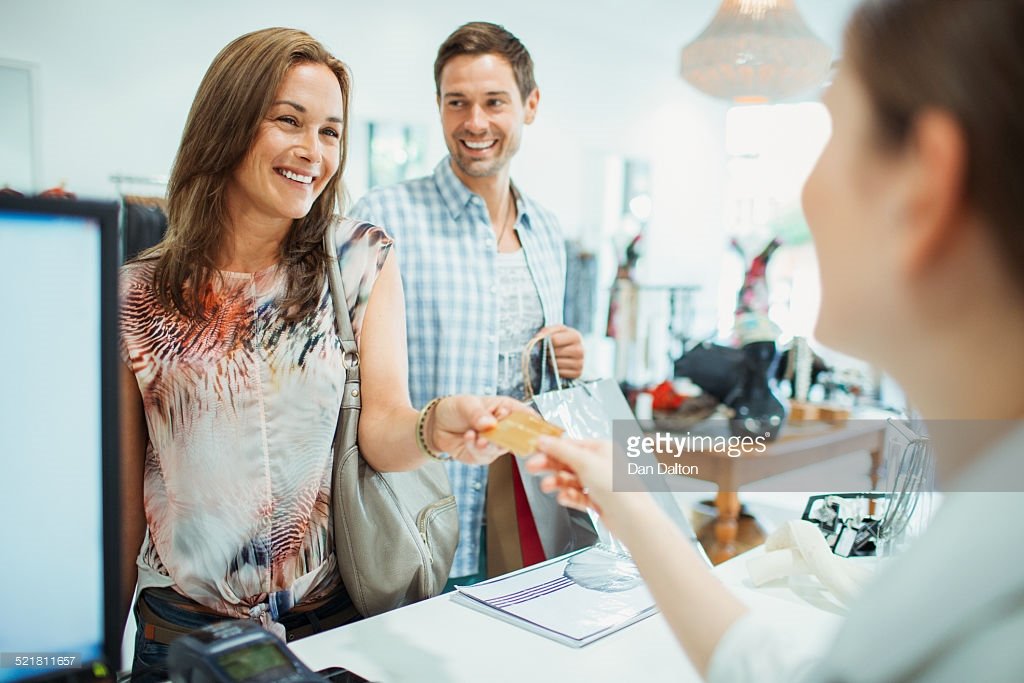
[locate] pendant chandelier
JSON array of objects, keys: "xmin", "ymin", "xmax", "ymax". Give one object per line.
[{"xmin": 680, "ymin": 0, "xmax": 832, "ymax": 104}]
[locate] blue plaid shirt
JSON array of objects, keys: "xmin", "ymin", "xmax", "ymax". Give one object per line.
[{"xmin": 350, "ymin": 157, "xmax": 567, "ymax": 577}]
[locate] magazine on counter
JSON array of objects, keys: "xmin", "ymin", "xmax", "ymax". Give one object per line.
[{"xmin": 451, "ymin": 546, "xmax": 658, "ymax": 647}]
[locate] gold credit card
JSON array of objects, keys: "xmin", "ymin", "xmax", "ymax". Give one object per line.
[{"xmin": 481, "ymin": 411, "xmax": 564, "ymax": 455}]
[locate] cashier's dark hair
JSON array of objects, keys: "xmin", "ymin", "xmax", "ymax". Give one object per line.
[{"xmin": 845, "ymin": 0, "xmax": 1024, "ymax": 292}]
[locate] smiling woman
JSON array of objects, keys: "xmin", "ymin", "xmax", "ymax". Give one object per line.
[
  {"xmin": 149, "ymin": 28, "xmax": 351, "ymax": 322},
  {"xmin": 225, "ymin": 63, "xmax": 345, "ymax": 261},
  {"xmin": 118, "ymin": 27, "xmax": 528, "ymax": 682}
]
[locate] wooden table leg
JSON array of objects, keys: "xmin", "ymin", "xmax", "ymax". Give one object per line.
[
  {"xmin": 698, "ymin": 491, "xmax": 740, "ymax": 565},
  {"xmin": 693, "ymin": 490, "xmax": 767, "ymax": 564},
  {"xmin": 716, "ymin": 491, "xmax": 741, "ymax": 558}
]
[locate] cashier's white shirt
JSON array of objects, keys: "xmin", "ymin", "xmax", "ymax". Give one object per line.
[{"xmin": 708, "ymin": 427, "xmax": 1024, "ymax": 683}]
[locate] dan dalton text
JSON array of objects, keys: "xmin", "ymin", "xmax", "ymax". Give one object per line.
[{"xmin": 624, "ymin": 431, "xmax": 769, "ymax": 477}]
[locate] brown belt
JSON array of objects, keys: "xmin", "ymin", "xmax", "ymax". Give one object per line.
[{"xmin": 138, "ymin": 589, "xmax": 357, "ymax": 645}]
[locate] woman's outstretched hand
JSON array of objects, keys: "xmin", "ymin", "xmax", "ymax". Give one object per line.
[{"xmin": 430, "ymin": 395, "xmax": 533, "ymax": 464}]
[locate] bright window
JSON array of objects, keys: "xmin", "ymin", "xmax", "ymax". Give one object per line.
[
  {"xmin": 717, "ymin": 102, "xmax": 887, "ymax": 403},
  {"xmin": 717, "ymin": 102, "xmax": 831, "ymax": 343}
]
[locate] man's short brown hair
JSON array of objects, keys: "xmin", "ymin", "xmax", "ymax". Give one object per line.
[{"xmin": 434, "ymin": 22, "xmax": 536, "ymax": 101}]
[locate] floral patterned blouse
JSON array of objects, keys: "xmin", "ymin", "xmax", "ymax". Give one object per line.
[{"xmin": 119, "ymin": 217, "xmax": 391, "ymax": 617}]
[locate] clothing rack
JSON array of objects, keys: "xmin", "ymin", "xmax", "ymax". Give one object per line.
[
  {"xmin": 109, "ymin": 173, "xmax": 168, "ymax": 194},
  {"xmin": 112, "ymin": 174, "xmax": 169, "ymax": 262},
  {"xmin": 122, "ymin": 194, "xmax": 167, "ymax": 210}
]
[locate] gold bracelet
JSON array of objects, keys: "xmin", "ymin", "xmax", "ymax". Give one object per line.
[{"xmin": 416, "ymin": 397, "xmax": 450, "ymax": 461}]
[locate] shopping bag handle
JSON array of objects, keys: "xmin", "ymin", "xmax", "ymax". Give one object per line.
[{"xmin": 522, "ymin": 331, "xmax": 563, "ymax": 401}]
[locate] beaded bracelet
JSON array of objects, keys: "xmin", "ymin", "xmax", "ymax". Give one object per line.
[{"xmin": 416, "ymin": 397, "xmax": 450, "ymax": 461}]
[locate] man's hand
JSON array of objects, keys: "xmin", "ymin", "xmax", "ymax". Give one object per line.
[{"xmin": 536, "ymin": 324, "xmax": 584, "ymax": 379}]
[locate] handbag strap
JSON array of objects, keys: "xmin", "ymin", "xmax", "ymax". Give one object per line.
[
  {"xmin": 521, "ymin": 331, "xmax": 563, "ymax": 401},
  {"xmin": 324, "ymin": 225, "xmax": 361, "ymax": 409}
]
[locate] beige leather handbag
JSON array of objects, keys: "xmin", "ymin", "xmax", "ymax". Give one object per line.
[{"xmin": 325, "ymin": 223, "xmax": 459, "ymax": 617}]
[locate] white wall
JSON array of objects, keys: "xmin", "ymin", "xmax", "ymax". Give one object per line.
[{"xmin": 1, "ymin": 0, "xmax": 858, "ymax": 329}]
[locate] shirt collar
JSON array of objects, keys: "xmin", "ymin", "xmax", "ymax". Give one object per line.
[
  {"xmin": 512, "ymin": 185, "xmax": 536, "ymax": 231},
  {"xmin": 432, "ymin": 156, "xmax": 535, "ymax": 230},
  {"xmin": 433, "ymin": 157, "xmax": 474, "ymax": 220}
]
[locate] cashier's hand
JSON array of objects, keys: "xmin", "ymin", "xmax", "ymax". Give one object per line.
[
  {"xmin": 526, "ymin": 437, "xmax": 615, "ymax": 512},
  {"xmin": 527, "ymin": 438, "xmax": 654, "ymax": 537},
  {"xmin": 431, "ymin": 395, "xmax": 531, "ymax": 465},
  {"xmin": 536, "ymin": 325, "xmax": 584, "ymax": 379}
]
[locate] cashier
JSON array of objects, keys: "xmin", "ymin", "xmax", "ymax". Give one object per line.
[{"xmin": 528, "ymin": 0, "xmax": 1024, "ymax": 681}]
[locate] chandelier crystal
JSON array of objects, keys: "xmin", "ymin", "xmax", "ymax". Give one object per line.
[{"xmin": 681, "ymin": 0, "xmax": 833, "ymax": 104}]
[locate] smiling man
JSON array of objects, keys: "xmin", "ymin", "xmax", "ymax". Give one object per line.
[{"xmin": 350, "ymin": 22, "xmax": 590, "ymax": 589}]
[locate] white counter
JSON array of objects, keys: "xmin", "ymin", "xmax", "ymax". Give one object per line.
[{"xmin": 289, "ymin": 547, "xmax": 847, "ymax": 683}]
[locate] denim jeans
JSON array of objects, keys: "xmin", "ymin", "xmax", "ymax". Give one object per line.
[{"xmin": 131, "ymin": 587, "xmax": 358, "ymax": 683}]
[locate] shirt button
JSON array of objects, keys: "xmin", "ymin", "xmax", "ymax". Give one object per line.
[
  {"xmin": 489, "ymin": 285, "xmax": 497, "ymax": 294},
  {"xmin": 483, "ymin": 386, "xmax": 494, "ymax": 394},
  {"xmin": 488, "ymin": 334, "xmax": 497, "ymax": 343},
  {"xmin": 473, "ymin": 482, "xmax": 483, "ymax": 491}
]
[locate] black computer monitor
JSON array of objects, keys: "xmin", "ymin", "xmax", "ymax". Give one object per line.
[{"xmin": 0, "ymin": 196, "xmax": 121, "ymax": 681}]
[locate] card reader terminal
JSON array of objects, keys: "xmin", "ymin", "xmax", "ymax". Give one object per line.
[{"xmin": 167, "ymin": 620, "xmax": 325, "ymax": 683}]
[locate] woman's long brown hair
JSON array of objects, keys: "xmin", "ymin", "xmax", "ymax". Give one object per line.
[{"xmin": 146, "ymin": 27, "xmax": 351, "ymax": 322}]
